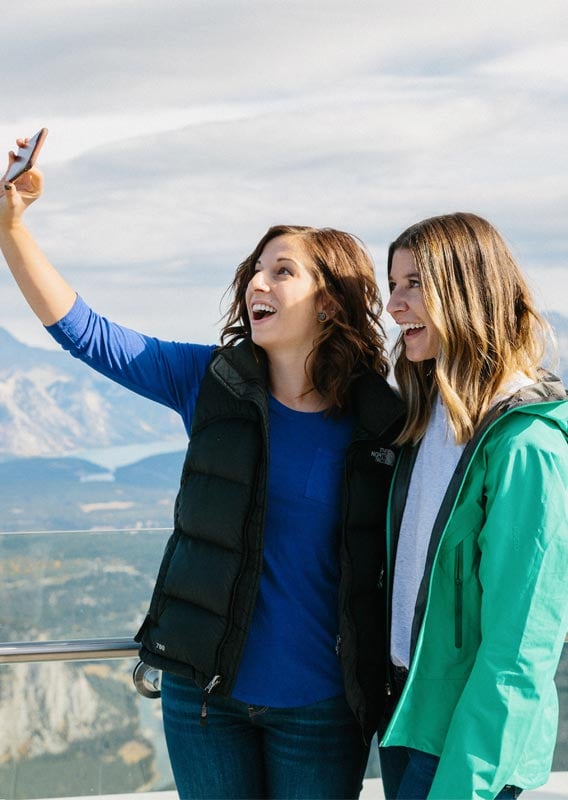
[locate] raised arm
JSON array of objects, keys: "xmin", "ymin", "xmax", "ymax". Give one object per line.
[{"xmin": 0, "ymin": 158, "xmax": 76, "ymax": 325}]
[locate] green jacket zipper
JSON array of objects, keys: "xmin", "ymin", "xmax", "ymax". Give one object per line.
[{"xmin": 454, "ymin": 541, "xmax": 463, "ymax": 649}]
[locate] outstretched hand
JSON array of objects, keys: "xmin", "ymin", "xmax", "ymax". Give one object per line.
[
  {"xmin": 0, "ymin": 163, "xmax": 43, "ymax": 229},
  {"xmin": 0, "ymin": 147, "xmax": 76, "ymax": 326}
]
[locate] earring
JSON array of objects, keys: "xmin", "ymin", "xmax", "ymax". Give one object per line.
[{"xmin": 317, "ymin": 311, "xmax": 327, "ymax": 322}]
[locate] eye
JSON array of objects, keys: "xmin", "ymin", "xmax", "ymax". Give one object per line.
[
  {"xmin": 277, "ymin": 265, "xmax": 292, "ymax": 276},
  {"xmin": 409, "ymin": 278, "xmax": 421, "ymax": 289},
  {"xmin": 388, "ymin": 281, "xmax": 396, "ymax": 293}
]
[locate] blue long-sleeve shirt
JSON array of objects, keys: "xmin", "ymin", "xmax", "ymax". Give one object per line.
[{"xmin": 48, "ymin": 295, "xmax": 353, "ymax": 707}]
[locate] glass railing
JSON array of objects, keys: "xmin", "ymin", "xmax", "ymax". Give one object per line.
[
  {"xmin": 0, "ymin": 528, "xmax": 566, "ymax": 799},
  {"xmin": 0, "ymin": 528, "xmax": 176, "ymax": 798}
]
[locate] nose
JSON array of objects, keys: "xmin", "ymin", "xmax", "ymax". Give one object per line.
[
  {"xmin": 248, "ymin": 269, "xmax": 270, "ymax": 293},
  {"xmin": 386, "ymin": 284, "xmax": 407, "ymax": 317}
]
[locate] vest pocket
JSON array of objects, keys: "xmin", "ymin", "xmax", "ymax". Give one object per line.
[{"xmin": 454, "ymin": 541, "xmax": 463, "ymax": 649}]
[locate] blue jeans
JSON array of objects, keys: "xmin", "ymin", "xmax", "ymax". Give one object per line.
[
  {"xmin": 161, "ymin": 671, "xmax": 370, "ymax": 799},
  {"xmin": 379, "ymin": 746, "xmax": 523, "ymax": 799}
]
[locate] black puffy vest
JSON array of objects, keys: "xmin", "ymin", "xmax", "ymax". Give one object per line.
[{"xmin": 136, "ymin": 340, "xmax": 404, "ymax": 741}]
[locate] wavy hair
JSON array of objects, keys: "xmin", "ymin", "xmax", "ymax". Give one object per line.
[
  {"xmin": 221, "ymin": 224, "xmax": 389, "ymax": 411},
  {"xmin": 388, "ymin": 212, "xmax": 552, "ymax": 445}
]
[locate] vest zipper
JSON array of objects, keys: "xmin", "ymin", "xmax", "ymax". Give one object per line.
[
  {"xmin": 200, "ymin": 674, "xmax": 222, "ymax": 726},
  {"xmin": 335, "ymin": 634, "xmax": 342, "ymax": 656},
  {"xmin": 454, "ymin": 541, "xmax": 463, "ymax": 649},
  {"xmin": 209, "ymin": 390, "xmax": 270, "ymax": 696}
]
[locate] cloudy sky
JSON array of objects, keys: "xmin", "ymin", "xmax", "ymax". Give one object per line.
[{"xmin": 1, "ymin": 0, "xmax": 567, "ymax": 349}]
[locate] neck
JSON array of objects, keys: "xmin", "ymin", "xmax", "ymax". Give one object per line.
[{"xmin": 267, "ymin": 352, "xmax": 327, "ymax": 412}]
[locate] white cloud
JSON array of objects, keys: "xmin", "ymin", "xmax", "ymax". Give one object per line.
[
  {"xmin": 478, "ymin": 41, "xmax": 568, "ymax": 84},
  {"xmin": 1, "ymin": 0, "xmax": 567, "ymax": 349}
]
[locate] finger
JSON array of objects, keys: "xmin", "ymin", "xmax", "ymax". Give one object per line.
[
  {"xmin": 1, "ymin": 150, "xmax": 17, "ymax": 182},
  {"xmin": 20, "ymin": 165, "xmax": 43, "ymax": 185},
  {"xmin": 14, "ymin": 167, "xmax": 44, "ymax": 197},
  {"xmin": 2, "ymin": 181, "xmax": 17, "ymax": 205}
]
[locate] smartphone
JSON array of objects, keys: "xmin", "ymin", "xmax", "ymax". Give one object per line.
[{"xmin": 4, "ymin": 128, "xmax": 48, "ymax": 182}]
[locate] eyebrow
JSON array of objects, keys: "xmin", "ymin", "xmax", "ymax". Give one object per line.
[
  {"xmin": 255, "ymin": 256, "xmax": 300, "ymax": 266},
  {"xmin": 389, "ymin": 270, "xmax": 420, "ymax": 280}
]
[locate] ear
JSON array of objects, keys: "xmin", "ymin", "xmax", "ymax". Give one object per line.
[
  {"xmin": 320, "ymin": 303, "xmax": 336, "ymax": 317},
  {"xmin": 316, "ymin": 293, "xmax": 336, "ymax": 317},
  {"xmin": 316, "ymin": 303, "xmax": 337, "ymax": 323}
]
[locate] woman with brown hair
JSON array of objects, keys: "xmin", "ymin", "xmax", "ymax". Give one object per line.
[
  {"xmin": 0, "ymin": 148, "xmax": 404, "ymax": 799},
  {"xmin": 379, "ymin": 212, "xmax": 568, "ymax": 799}
]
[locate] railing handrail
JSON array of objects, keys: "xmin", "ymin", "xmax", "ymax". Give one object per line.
[
  {"xmin": 0, "ymin": 526, "xmax": 171, "ymax": 536},
  {"xmin": 0, "ymin": 636, "xmax": 138, "ymax": 664}
]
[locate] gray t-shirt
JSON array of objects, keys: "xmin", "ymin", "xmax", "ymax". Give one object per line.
[
  {"xmin": 390, "ymin": 395, "xmax": 464, "ymax": 668},
  {"xmin": 390, "ymin": 375, "xmax": 534, "ymax": 669}
]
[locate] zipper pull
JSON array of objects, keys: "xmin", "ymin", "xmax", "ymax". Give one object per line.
[
  {"xmin": 377, "ymin": 565, "xmax": 385, "ymax": 589},
  {"xmin": 385, "ymin": 681, "xmax": 392, "ymax": 696},
  {"xmin": 200, "ymin": 694, "xmax": 209, "ymax": 726},
  {"xmin": 335, "ymin": 634, "xmax": 342, "ymax": 656},
  {"xmin": 199, "ymin": 674, "xmax": 222, "ymax": 726}
]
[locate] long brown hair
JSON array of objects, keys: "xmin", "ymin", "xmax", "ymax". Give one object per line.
[
  {"xmin": 221, "ymin": 224, "xmax": 389, "ymax": 411},
  {"xmin": 388, "ymin": 212, "xmax": 551, "ymax": 444}
]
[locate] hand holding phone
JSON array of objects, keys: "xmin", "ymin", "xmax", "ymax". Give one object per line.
[{"xmin": 4, "ymin": 128, "xmax": 48, "ymax": 183}]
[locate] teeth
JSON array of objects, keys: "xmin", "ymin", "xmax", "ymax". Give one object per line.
[
  {"xmin": 400, "ymin": 323, "xmax": 425, "ymax": 332},
  {"xmin": 252, "ymin": 303, "xmax": 276, "ymax": 314}
]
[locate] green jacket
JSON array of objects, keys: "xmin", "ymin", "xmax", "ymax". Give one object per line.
[{"xmin": 381, "ymin": 373, "xmax": 568, "ymax": 799}]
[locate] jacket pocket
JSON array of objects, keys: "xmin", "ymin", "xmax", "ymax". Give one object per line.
[{"xmin": 454, "ymin": 541, "xmax": 463, "ymax": 649}]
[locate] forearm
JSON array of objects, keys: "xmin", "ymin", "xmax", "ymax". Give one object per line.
[{"xmin": 0, "ymin": 220, "xmax": 76, "ymax": 325}]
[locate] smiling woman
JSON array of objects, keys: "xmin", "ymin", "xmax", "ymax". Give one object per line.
[
  {"xmin": 221, "ymin": 223, "xmax": 397, "ymax": 414},
  {"xmin": 379, "ymin": 212, "xmax": 568, "ymax": 800},
  {"xmin": 387, "ymin": 248, "xmax": 440, "ymax": 363},
  {"xmin": 245, "ymin": 235, "xmax": 324, "ymax": 391},
  {"xmin": 0, "ymin": 162, "xmax": 405, "ymax": 800}
]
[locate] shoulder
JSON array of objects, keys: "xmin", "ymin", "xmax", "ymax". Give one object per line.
[
  {"xmin": 349, "ymin": 372, "xmax": 405, "ymax": 442},
  {"xmin": 480, "ymin": 402, "xmax": 568, "ymax": 493},
  {"xmin": 485, "ymin": 400, "xmax": 567, "ymax": 454},
  {"xmin": 351, "ymin": 370, "xmax": 403, "ymax": 408}
]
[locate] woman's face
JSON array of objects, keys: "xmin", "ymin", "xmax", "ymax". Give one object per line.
[
  {"xmin": 245, "ymin": 234, "xmax": 323, "ymax": 358},
  {"xmin": 386, "ymin": 248, "xmax": 440, "ymax": 362}
]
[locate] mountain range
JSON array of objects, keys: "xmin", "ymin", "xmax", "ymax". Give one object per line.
[
  {"xmin": 0, "ymin": 326, "xmax": 183, "ymax": 460},
  {"xmin": 1, "ymin": 315, "xmax": 566, "ymax": 461}
]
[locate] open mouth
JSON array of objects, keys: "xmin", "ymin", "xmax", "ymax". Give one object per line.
[
  {"xmin": 251, "ymin": 303, "xmax": 277, "ymax": 321},
  {"xmin": 400, "ymin": 323, "xmax": 425, "ymax": 337}
]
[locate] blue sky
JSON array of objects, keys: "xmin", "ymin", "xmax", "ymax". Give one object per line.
[{"xmin": 1, "ymin": 0, "xmax": 567, "ymax": 348}]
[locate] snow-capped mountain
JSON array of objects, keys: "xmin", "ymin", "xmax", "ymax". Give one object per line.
[
  {"xmin": 1, "ymin": 311, "xmax": 566, "ymax": 460},
  {"xmin": 0, "ymin": 327, "xmax": 182, "ymax": 459}
]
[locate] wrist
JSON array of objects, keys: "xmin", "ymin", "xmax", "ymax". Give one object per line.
[{"xmin": 0, "ymin": 217, "xmax": 26, "ymax": 237}]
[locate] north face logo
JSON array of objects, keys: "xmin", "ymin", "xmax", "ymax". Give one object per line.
[{"xmin": 370, "ymin": 448, "xmax": 395, "ymax": 466}]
